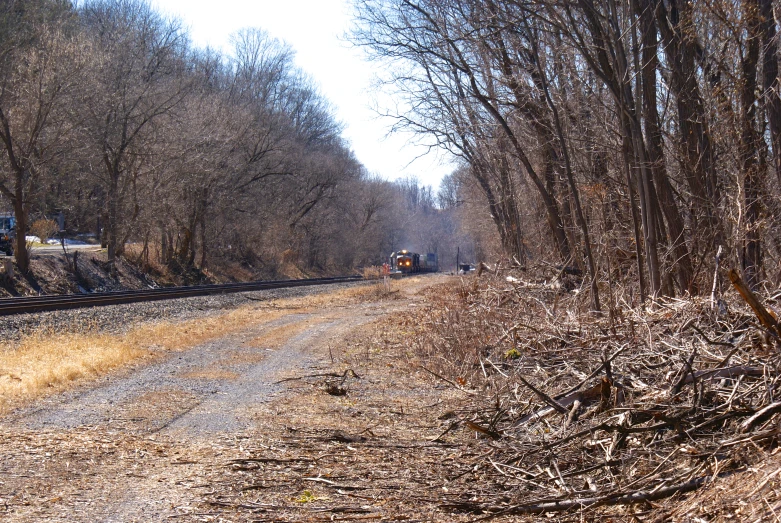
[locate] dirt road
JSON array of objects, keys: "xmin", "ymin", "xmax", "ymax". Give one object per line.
[{"xmin": 0, "ymin": 276, "xmax": 482, "ymax": 522}]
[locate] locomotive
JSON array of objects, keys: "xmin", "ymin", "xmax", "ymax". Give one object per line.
[{"xmin": 390, "ymin": 250, "xmax": 438, "ymax": 274}]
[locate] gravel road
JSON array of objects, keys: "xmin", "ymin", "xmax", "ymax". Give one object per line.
[
  {"xmin": 0, "ymin": 276, "xmax": 445, "ymax": 522},
  {"xmin": 6, "ymin": 307, "xmax": 380, "ymax": 437}
]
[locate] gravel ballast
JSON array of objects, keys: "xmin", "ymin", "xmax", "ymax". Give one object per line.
[{"xmin": 0, "ymin": 280, "xmax": 372, "ymax": 340}]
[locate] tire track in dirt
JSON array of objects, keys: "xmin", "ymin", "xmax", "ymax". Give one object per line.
[{"xmin": 160, "ymin": 307, "xmax": 387, "ymax": 437}]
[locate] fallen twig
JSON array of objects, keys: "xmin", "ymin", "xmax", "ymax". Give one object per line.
[
  {"xmin": 741, "ymin": 402, "xmax": 781, "ymax": 433},
  {"xmin": 682, "ymin": 365, "xmax": 764, "ymax": 385},
  {"xmin": 476, "ymin": 476, "xmax": 711, "ymax": 518},
  {"xmin": 303, "ymin": 477, "xmax": 369, "ymax": 490},
  {"xmin": 418, "ymin": 365, "xmax": 476, "ymax": 395}
]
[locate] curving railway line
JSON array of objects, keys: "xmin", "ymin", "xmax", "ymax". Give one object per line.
[{"xmin": 0, "ymin": 276, "xmax": 363, "ymax": 316}]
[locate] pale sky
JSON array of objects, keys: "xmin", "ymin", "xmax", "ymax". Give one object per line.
[{"xmin": 150, "ymin": 0, "xmax": 455, "ymax": 189}]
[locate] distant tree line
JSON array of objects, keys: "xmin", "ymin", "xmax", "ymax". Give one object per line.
[
  {"xmin": 353, "ymin": 0, "xmax": 781, "ymax": 308},
  {"xmin": 0, "ymin": 0, "xmax": 473, "ymax": 279}
]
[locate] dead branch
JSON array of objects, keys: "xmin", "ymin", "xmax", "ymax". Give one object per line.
[
  {"xmin": 517, "ymin": 376, "xmax": 569, "ymax": 414},
  {"xmin": 463, "ymin": 420, "xmax": 502, "ymax": 439},
  {"xmin": 518, "ymin": 379, "xmax": 613, "ymax": 424},
  {"xmin": 711, "ymin": 245, "xmax": 723, "ymax": 309},
  {"xmin": 741, "ymin": 402, "xmax": 781, "ymax": 433},
  {"xmin": 686, "ymin": 323, "xmax": 734, "ymax": 347},
  {"xmin": 476, "ymin": 475, "xmax": 710, "ymax": 518},
  {"xmin": 682, "ymin": 365, "xmax": 764, "ymax": 385},
  {"xmin": 274, "ymin": 369, "xmax": 361, "ymax": 384},
  {"xmin": 729, "ymin": 269, "xmax": 780, "ymax": 336}
]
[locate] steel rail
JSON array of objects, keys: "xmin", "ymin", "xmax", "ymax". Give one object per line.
[{"xmin": 0, "ymin": 276, "xmax": 363, "ymax": 316}]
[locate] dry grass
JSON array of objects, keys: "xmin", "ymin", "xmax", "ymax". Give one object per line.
[
  {"xmin": 296, "ymin": 279, "xmax": 409, "ymax": 305},
  {"xmin": 0, "ymin": 282, "xmax": 384, "ymax": 413},
  {"xmin": 362, "ymin": 265, "xmax": 383, "ymax": 279},
  {"xmin": 0, "ymin": 331, "xmax": 146, "ymax": 412}
]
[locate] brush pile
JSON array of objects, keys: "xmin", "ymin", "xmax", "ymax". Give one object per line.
[{"xmin": 416, "ymin": 267, "xmax": 781, "ymax": 520}]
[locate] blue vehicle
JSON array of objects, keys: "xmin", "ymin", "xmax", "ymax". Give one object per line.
[{"xmin": 0, "ymin": 214, "xmax": 15, "ymax": 256}]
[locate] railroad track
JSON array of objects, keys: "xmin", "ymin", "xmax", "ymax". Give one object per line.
[{"xmin": 0, "ymin": 276, "xmax": 363, "ymax": 316}]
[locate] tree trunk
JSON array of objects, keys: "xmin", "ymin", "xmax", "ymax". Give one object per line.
[
  {"xmin": 12, "ymin": 180, "xmax": 29, "ymax": 274},
  {"xmin": 627, "ymin": 116, "xmax": 662, "ymax": 299},
  {"xmin": 637, "ymin": 0, "xmax": 694, "ymax": 294},
  {"xmin": 529, "ymin": 31, "xmax": 601, "ymax": 310},
  {"xmin": 569, "ymin": 0, "xmax": 660, "ymax": 300},
  {"xmin": 614, "ymin": 0, "xmax": 661, "ymax": 298},
  {"xmin": 620, "ymin": 113, "xmax": 648, "ymax": 304},
  {"xmin": 496, "ymin": 140, "xmax": 526, "ymax": 264},
  {"xmin": 760, "ymin": 0, "xmax": 781, "ymax": 185},
  {"xmin": 656, "ymin": 0, "xmax": 722, "ymax": 248},
  {"xmin": 448, "ymin": 29, "xmax": 572, "ymax": 263},
  {"xmin": 106, "ymin": 176, "xmax": 119, "ymax": 273},
  {"xmin": 741, "ymin": 0, "xmax": 764, "ymax": 289},
  {"xmin": 199, "ymin": 214, "xmax": 207, "ymax": 269}
]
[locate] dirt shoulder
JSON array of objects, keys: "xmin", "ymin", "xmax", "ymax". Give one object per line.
[{"xmin": 0, "ymin": 275, "xmax": 486, "ymax": 522}]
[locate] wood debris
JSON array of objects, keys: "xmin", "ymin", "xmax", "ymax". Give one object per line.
[{"xmin": 409, "ymin": 267, "xmax": 781, "ymax": 519}]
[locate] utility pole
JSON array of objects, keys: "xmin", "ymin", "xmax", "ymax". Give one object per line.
[{"xmin": 456, "ymin": 246, "xmax": 460, "ymax": 274}]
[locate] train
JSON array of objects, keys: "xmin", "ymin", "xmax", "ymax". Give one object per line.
[{"xmin": 389, "ymin": 250, "xmax": 438, "ymax": 274}]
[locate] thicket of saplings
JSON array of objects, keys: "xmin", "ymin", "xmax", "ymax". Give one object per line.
[
  {"xmin": 0, "ymin": 0, "xmax": 473, "ymax": 284},
  {"xmin": 352, "ymin": 0, "xmax": 781, "ymax": 305}
]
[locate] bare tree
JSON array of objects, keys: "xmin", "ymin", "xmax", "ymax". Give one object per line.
[
  {"xmin": 0, "ymin": 0, "xmax": 79, "ymax": 273},
  {"xmin": 78, "ymin": 0, "xmax": 191, "ymax": 269}
]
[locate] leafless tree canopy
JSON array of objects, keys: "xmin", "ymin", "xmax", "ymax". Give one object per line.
[
  {"xmin": 0, "ymin": 0, "xmax": 471, "ymax": 279},
  {"xmin": 12, "ymin": 0, "xmax": 776, "ymax": 293}
]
